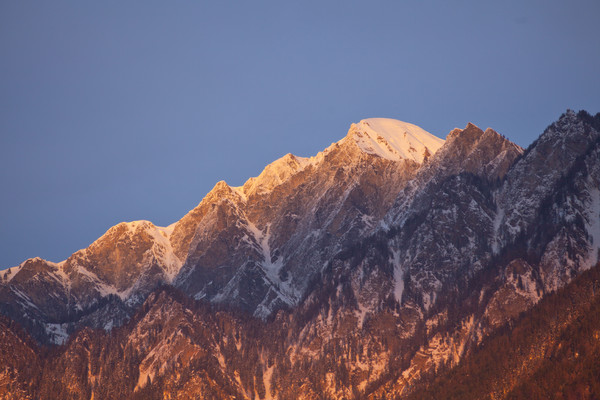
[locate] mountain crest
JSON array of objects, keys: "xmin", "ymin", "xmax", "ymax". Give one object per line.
[
  {"xmin": 236, "ymin": 153, "xmax": 310, "ymax": 198},
  {"xmin": 203, "ymin": 180, "xmax": 245, "ymax": 204},
  {"xmin": 436, "ymin": 122, "xmax": 523, "ymax": 180}
]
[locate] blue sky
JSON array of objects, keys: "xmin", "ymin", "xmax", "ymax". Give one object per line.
[{"xmin": 1, "ymin": 1, "xmax": 599, "ymax": 267}]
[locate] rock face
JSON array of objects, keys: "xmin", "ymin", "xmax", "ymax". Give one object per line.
[
  {"xmin": 1, "ymin": 110, "xmax": 600, "ymax": 399},
  {"xmin": 0, "ymin": 221, "xmax": 181, "ymax": 343}
]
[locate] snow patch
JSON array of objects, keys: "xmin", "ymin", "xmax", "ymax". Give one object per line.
[
  {"xmin": 143, "ymin": 222, "xmax": 183, "ymax": 282},
  {"xmin": 391, "ymin": 250, "xmax": 404, "ymax": 303},
  {"xmin": 45, "ymin": 323, "xmax": 69, "ymax": 345},
  {"xmin": 247, "ymin": 222, "xmax": 281, "ymax": 280},
  {"xmin": 245, "ymin": 221, "xmax": 299, "ymax": 308},
  {"xmin": 50, "ymin": 261, "xmax": 70, "ymax": 288},
  {"xmin": 492, "ymin": 207, "xmax": 505, "ymax": 254},
  {"xmin": 10, "ymin": 286, "xmax": 40, "ymax": 311},
  {"xmin": 76, "ymin": 265, "xmax": 120, "ymax": 297}
]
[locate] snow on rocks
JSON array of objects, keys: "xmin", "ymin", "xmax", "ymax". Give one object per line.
[{"xmin": 349, "ymin": 118, "xmax": 445, "ymax": 162}]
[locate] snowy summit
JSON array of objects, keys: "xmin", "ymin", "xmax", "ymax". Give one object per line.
[{"xmin": 349, "ymin": 118, "xmax": 445, "ymax": 163}]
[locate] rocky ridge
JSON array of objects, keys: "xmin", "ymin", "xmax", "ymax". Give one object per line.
[{"xmin": 1, "ymin": 117, "xmax": 445, "ymax": 342}]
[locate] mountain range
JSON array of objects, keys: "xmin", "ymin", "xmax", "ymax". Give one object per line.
[{"xmin": 1, "ymin": 110, "xmax": 599, "ymax": 399}]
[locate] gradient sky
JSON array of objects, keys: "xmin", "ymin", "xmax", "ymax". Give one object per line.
[{"xmin": 1, "ymin": 1, "xmax": 599, "ymax": 268}]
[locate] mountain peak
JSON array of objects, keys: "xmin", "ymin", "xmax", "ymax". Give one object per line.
[
  {"xmin": 348, "ymin": 118, "xmax": 445, "ymax": 163},
  {"xmin": 220, "ymin": 118, "xmax": 445, "ymax": 200},
  {"xmin": 423, "ymin": 122, "xmax": 523, "ymax": 181},
  {"xmin": 202, "ymin": 180, "xmax": 246, "ymax": 203},
  {"xmin": 446, "ymin": 122, "xmax": 483, "ymax": 141},
  {"xmin": 237, "ymin": 153, "xmax": 310, "ymax": 198}
]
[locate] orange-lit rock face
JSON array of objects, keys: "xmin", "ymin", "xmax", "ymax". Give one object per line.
[{"xmin": 59, "ymin": 220, "xmax": 181, "ymax": 304}]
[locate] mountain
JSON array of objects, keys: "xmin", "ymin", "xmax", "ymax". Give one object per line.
[
  {"xmin": 1, "ymin": 110, "xmax": 599, "ymax": 399},
  {"xmin": 1, "ymin": 117, "xmax": 445, "ymax": 342}
]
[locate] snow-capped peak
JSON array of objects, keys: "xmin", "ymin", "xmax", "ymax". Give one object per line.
[
  {"xmin": 228, "ymin": 118, "xmax": 444, "ymax": 199},
  {"xmin": 349, "ymin": 118, "xmax": 445, "ymax": 163}
]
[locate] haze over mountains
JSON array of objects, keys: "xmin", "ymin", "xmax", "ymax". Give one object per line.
[{"xmin": 1, "ymin": 110, "xmax": 599, "ymax": 399}]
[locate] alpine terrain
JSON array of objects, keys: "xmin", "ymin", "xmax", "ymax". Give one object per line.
[{"xmin": 1, "ymin": 110, "xmax": 599, "ymax": 399}]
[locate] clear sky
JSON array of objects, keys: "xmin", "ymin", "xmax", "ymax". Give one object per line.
[{"xmin": 1, "ymin": 1, "xmax": 599, "ymax": 268}]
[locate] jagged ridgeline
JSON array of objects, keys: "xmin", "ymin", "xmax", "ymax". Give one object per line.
[{"xmin": 1, "ymin": 111, "xmax": 599, "ymax": 399}]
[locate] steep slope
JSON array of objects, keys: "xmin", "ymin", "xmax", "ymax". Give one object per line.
[
  {"xmin": 170, "ymin": 118, "xmax": 445, "ymax": 317},
  {"xmin": 405, "ymin": 261, "xmax": 600, "ymax": 400},
  {"xmin": 381, "ymin": 123, "xmax": 524, "ymax": 309},
  {"xmin": 496, "ymin": 110, "xmax": 600, "ymax": 251},
  {"xmin": 283, "ymin": 110, "xmax": 600, "ymax": 397},
  {"xmin": 365, "ymin": 110, "xmax": 600, "ymax": 396},
  {"xmin": 496, "ymin": 110, "xmax": 600, "ymax": 291}
]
